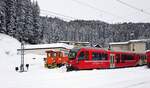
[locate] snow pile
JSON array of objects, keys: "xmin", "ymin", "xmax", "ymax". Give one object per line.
[
  {"xmin": 0, "ymin": 33, "xmax": 21, "ymax": 74},
  {"xmin": 0, "ymin": 33, "xmax": 20, "ymax": 57}
]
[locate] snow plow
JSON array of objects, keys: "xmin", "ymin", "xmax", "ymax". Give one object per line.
[
  {"xmin": 44, "ymin": 50, "xmax": 69, "ymax": 68},
  {"xmin": 44, "ymin": 50, "xmax": 56, "ymax": 68}
]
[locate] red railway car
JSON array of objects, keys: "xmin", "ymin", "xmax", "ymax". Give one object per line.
[
  {"xmin": 67, "ymin": 47, "xmax": 146, "ymax": 71},
  {"xmin": 146, "ymin": 50, "xmax": 150, "ymax": 68}
]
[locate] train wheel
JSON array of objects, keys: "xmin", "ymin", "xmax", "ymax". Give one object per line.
[
  {"xmin": 47, "ymin": 65, "xmax": 52, "ymax": 69},
  {"xmin": 66, "ymin": 66, "xmax": 74, "ymax": 72},
  {"xmin": 57, "ymin": 64, "xmax": 62, "ymax": 68},
  {"xmin": 44, "ymin": 64, "xmax": 47, "ymax": 68}
]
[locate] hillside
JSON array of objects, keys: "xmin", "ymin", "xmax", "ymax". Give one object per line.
[{"xmin": 1, "ymin": 0, "xmax": 150, "ymax": 49}]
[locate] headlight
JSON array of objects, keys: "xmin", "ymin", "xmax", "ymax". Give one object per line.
[{"xmin": 66, "ymin": 64, "xmax": 71, "ymax": 67}]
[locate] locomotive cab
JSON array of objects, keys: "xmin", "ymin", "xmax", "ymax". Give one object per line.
[
  {"xmin": 67, "ymin": 47, "xmax": 109, "ymax": 71},
  {"xmin": 44, "ymin": 50, "xmax": 57, "ymax": 68}
]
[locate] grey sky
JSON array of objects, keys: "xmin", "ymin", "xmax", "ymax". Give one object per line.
[{"xmin": 36, "ymin": 0, "xmax": 150, "ymax": 23}]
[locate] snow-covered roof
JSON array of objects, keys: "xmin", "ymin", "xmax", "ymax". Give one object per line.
[
  {"xmin": 109, "ymin": 39, "xmax": 147, "ymax": 45},
  {"xmin": 109, "ymin": 42, "xmax": 128, "ymax": 45},
  {"xmin": 24, "ymin": 43, "xmax": 74, "ymax": 50},
  {"xmin": 129, "ymin": 39, "xmax": 147, "ymax": 43}
]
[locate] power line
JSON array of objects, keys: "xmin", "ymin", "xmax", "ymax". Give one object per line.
[
  {"xmin": 71, "ymin": 0, "xmax": 129, "ymax": 22},
  {"xmin": 41, "ymin": 12, "xmax": 71, "ymax": 21},
  {"xmin": 41, "ymin": 9, "xmax": 76, "ymax": 20},
  {"xmin": 116, "ymin": 0, "xmax": 150, "ymax": 16}
]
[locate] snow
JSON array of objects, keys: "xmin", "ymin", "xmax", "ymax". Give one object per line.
[
  {"xmin": 109, "ymin": 39, "xmax": 147, "ymax": 45},
  {"xmin": 24, "ymin": 43, "xmax": 74, "ymax": 50},
  {"xmin": 109, "ymin": 42, "xmax": 128, "ymax": 45},
  {"xmin": 1, "ymin": 33, "xmax": 150, "ymax": 88}
]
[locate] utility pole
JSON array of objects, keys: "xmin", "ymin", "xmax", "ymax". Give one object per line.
[{"xmin": 20, "ymin": 42, "xmax": 25, "ymax": 72}]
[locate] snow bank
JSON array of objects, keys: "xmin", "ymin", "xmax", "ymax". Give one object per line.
[
  {"xmin": 0, "ymin": 33, "xmax": 21, "ymax": 74},
  {"xmin": 0, "ymin": 33, "xmax": 20, "ymax": 57}
]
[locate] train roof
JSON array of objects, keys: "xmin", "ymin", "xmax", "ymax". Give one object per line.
[
  {"xmin": 72, "ymin": 47, "xmax": 107, "ymax": 51},
  {"xmin": 71, "ymin": 47, "xmax": 145, "ymax": 54}
]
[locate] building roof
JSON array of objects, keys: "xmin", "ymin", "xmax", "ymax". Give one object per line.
[
  {"xmin": 18, "ymin": 43, "xmax": 74, "ymax": 50},
  {"xmin": 109, "ymin": 42, "xmax": 128, "ymax": 45},
  {"xmin": 109, "ymin": 39, "xmax": 146, "ymax": 45}
]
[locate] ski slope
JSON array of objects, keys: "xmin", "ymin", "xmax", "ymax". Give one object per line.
[{"xmin": 0, "ymin": 33, "xmax": 150, "ymax": 88}]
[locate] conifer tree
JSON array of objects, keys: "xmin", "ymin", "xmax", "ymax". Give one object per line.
[{"xmin": 0, "ymin": 0, "xmax": 6, "ymax": 33}]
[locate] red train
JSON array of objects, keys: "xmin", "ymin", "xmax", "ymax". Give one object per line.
[
  {"xmin": 67, "ymin": 47, "xmax": 147, "ymax": 71},
  {"xmin": 146, "ymin": 50, "xmax": 150, "ymax": 68}
]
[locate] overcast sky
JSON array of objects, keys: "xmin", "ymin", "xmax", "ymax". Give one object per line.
[{"xmin": 36, "ymin": 0, "xmax": 150, "ymax": 23}]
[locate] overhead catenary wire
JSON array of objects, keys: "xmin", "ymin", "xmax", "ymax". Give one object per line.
[
  {"xmin": 40, "ymin": 12, "xmax": 72, "ymax": 21},
  {"xmin": 41, "ymin": 9, "xmax": 76, "ymax": 20},
  {"xmin": 116, "ymin": 0, "xmax": 150, "ymax": 16},
  {"xmin": 70, "ymin": 0, "xmax": 130, "ymax": 22}
]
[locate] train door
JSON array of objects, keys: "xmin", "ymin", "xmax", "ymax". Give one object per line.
[
  {"xmin": 115, "ymin": 54, "xmax": 122, "ymax": 68},
  {"xmin": 110, "ymin": 54, "xmax": 115, "ymax": 68}
]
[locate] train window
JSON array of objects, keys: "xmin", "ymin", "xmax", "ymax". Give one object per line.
[
  {"xmin": 68, "ymin": 51, "xmax": 77, "ymax": 60},
  {"xmin": 121, "ymin": 54, "xmax": 126, "ymax": 63},
  {"xmin": 127, "ymin": 55, "xmax": 133, "ymax": 60},
  {"xmin": 85, "ymin": 51, "xmax": 89, "ymax": 60},
  {"xmin": 92, "ymin": 52, "xmax": 107, "ymax": 60},
  {"xmin": 122, "ymin": 54, "xmax": 133, "ymax": 61},
  {"xmin": 92, "ymin": 52, "xmax": 100, "ymax": 60},
  {"xmin": 53, "ymin": 52, "xmax": 57, "ymax": 58},
  {"xmin": 102, "ymin": 53, "xmax": 108, "ymax": 60},
  {"xmin": 78, "ymin": 52, "xmax": 85, "ymax": 61},
  {"xmin": 116, "ymin": 54, "xmax": 120, "ymax": 63}
]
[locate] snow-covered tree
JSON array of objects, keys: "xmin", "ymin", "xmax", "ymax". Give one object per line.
[
  {"xmin": 30, "ymin": 1, "xmax": 41, "ymax": 44},
  {"xmin": 4, "ymin": 0, "xmax": 16, "ymax": 36},
  {"xmin": 0, "ymin": 0, "xmax": 6, "ymax": 33}
]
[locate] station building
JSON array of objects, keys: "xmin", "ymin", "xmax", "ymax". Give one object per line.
[{"xmin": 109, "ymin": 39, "xmax": 146, "ymax": 53}]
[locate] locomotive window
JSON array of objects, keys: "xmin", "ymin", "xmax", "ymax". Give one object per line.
[
  {"xmin": 68, "ymin": 51, "xmax": 77, "ymax": 60},
  {"xmin": 53, "ymin": 52, "xmax": 57, "ymax": 58},
  {"xmin": 78, "ymin": 52, "xmax": 85, "ymax": 61}
]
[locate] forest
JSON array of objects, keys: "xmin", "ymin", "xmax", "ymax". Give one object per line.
[{"xmin": 0, "ymin": 0, "xmax": 150, "ymax": 49}]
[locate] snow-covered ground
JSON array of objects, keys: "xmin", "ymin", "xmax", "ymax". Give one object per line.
[{"xmin": 0, "ymin": 33, "xmax": 150, "ymax": 88}]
